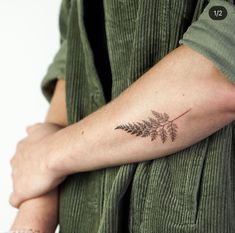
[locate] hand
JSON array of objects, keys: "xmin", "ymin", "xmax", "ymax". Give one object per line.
[{"xmin": 10, "ymin": 123, "xmax": 66, "ymax": 208}]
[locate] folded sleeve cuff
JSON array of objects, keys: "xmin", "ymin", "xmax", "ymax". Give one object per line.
[
  {"xmin": 179, "ymin": 0, "xmax": 235, "ymax": 84},
  {"xmin": 41, "ymin": 40, "xmax": 67, "ymax": 102}
]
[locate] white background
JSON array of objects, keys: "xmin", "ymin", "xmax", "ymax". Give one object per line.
[{"xmin": 0, "ymin": 0, "xmax": 61, "ymax": 231}]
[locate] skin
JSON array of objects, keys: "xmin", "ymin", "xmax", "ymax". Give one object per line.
[
  {"xmin": 10, "ymin": 80, "xmax": 67, "ymax": 232},
  {"xmin": 10, "ymin": 45, "xmax": 235, "ymax": 208}
]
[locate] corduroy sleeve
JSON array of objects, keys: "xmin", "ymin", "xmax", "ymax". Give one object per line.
[
  {"xmin": 41, "ymin": 0, "xmax": 70, "ymax": 102},
  {"xmin": 179, "ymin": 0, "xmax": 235, "ymax": 84}
]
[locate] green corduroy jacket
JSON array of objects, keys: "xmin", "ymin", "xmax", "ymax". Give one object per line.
[{"xmin": 41, "ymin": 0, "xmax": 235, "ymax": 232}]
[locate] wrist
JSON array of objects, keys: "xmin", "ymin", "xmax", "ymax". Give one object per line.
[
  {"xmin": 39, "ymin": 132, "xmax": 65, "ymax": 181},
  {"xmin": 10, "ymin": 190, "xmax": 58, "ymax": 233},
  {"xmin": 44, "ymin": 126, "xmax": 75, "ymax": 176},
  {"xmin": 45, "ymin": 120, "xmax": 90, "ymax": 176}
]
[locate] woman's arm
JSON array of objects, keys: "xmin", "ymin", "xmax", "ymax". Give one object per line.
[
  {"xmin": 48, "ymin": 45, "xmax": 235, "ymax": 174},
  {"xmin": 9, "ymin": 45, "xmax": 235, "ymax": 207},
  {"xmin": 10, "ymin": 80, "xmax": 67, "ymax": 233}
]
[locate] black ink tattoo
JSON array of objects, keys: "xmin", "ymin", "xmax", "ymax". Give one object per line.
[{"xmin": 115, "ymin": 109, "xmax": 191, "ymax": 143}]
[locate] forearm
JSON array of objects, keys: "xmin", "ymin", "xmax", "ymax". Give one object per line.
[
  {"xmin": 11, "ymin": 80, "xmax": 67, "ymax": 232},
  {"xmin": 48, "ymin": 45, "xmax": 235, "ymax": 175},
  {"xmin": 10, "ymin": 190, "xmax": 58, "ymax": 233}
]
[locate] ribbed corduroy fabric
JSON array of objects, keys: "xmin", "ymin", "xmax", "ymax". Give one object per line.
[{"xmin": 41, "ymin": 0, "xmax": 235, "ymax": 232}]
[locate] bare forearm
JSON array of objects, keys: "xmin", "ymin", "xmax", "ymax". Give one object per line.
[
  {"xmin": 10, "ymin": 190, "xmax": 58, "ymax": 233},
  {"xmin": 48, "ymin": 45, "xmax": 235, "ymax": 175},
  {"xmin": 11, "ymin": 80, "xmax": 67, "ymax": 232}
]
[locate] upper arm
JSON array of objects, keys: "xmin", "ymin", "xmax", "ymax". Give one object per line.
[
  {"xmin": 179, "ymin": 0, "xmax": 235, "ymax": 84},
  {"xmin": 45, "ymin": 79, "xmax": 68, "ymax": 126},
  {"xmin": 41, "ymin": 0, "xmax": 71, "ymax": 102},
  {"xmin": 179, "ymin": 0, "xmax": 235, "ymax": 113}
]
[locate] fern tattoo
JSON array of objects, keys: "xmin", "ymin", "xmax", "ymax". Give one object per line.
[{"xmin": 115, "ymin": 109, "xmax": 191, "ymax": 143}]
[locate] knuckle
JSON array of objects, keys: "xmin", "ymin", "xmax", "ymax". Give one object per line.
[{"xmin": 16, "ymin": 139, "xmax": 25, "ymax": 149}]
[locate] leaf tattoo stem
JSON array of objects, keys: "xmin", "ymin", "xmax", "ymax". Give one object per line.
[
  {"xmin": 115, "ymin": 108, "xmax": 191, "ymax": 143},
  {"xmin": 170, "ymin": 108, "xmax": 192, "ymax": 122}
]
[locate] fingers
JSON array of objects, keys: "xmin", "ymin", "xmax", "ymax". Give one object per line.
[{"xmin": 26, "ymin": 123, "xmax": 43, "ymax": 135}]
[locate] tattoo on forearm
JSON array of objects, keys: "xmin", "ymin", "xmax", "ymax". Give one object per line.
[{"xmin": 115, "ymin": 109, "xmax": 191, "ymax": 143}]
